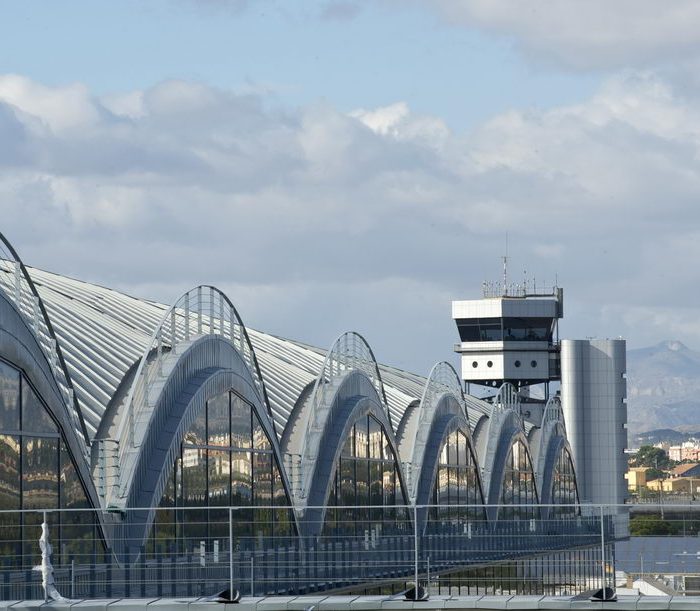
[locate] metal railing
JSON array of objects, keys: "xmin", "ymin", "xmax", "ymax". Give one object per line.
[{"xmin": 0, "ymin": 504, "xmax": 616, "ymax": 600}]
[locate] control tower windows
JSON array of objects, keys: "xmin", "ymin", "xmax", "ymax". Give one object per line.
[{"xmin": 456, "ymin": 318, "xmax": 555, "ymax": 343}]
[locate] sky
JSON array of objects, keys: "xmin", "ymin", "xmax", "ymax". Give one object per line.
[{"xmin": 1, "ymin": 0, "xmax": 700, "ymax": 375}]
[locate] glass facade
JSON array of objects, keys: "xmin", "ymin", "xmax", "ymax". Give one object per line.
[
  {"xmin": 498, "ymin": 439, "xmax": 539, "ymax": 520},
  {"xmin": 323, "ymin": 414, "xmax": 408, "ymax": 535},
  {"xmin": 551, "ymin": 447, "xmax": 579, "ymax": 515},
  {"xmin": 152, "ymin": 390, "xmax": 293, "ymax": 556},
  {"xmin": 429, "ymin": 429, "xmax": 485, "ymax": 528},
  {"xmin": 0, "ymin": 358, "xmax": 96, "ymax": 568}
]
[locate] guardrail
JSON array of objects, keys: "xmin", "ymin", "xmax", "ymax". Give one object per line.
[{"xmin": 0, "ymin": 504, "xmax": 614, "ymax": 600}]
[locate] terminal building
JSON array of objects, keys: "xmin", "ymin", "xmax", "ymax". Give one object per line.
[{"xmin": 0, "ymin": 232, "xmax": 627, "ymax": 598}]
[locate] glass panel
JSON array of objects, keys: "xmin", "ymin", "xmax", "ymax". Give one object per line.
[
  {"xmin": 231, "ymin": 451, "xmax": 252, "ymax": 537},
  {"xmin": 21, "ymin": 381, "xmax": 57, "ymax": 435},
  {"xmin": 60, "ymin": 441, "xmax": 92, "ymax": 561},
  {"xmin": 0, "ymin": 435, "xmax": 20, "ymax": 560},
  {"xmin": 182, "ymin": 447, "xmax": 207, "ymax": 506},
  {"xmin": 253, "ymin": 452, "xmax": 272, "ymax": 537},
  {"xmin": 368, "ymin": 416, "xmax": 382, "ymax": 459},
  {"xmin": 22, "ymin": 436, "xmax": 58, "ymax": 509},
  {"xmin": 208, "ymin": 450, "xmax": 230, "ymax": 506},
  {"xmin": 273, "ymin": 463, "xmax": 291, "ymax": 537},
  {"xmin": 354, "ymin": 416, "xmax": 368, "ymax": 458},
  {"xmin": 447, "ymin": 432, "xmax": 458, "ymax": 466},
  {"xmin": 207, "ymin": 393, "xmax": 230, "ymax": 447},
  {"xmin": 231, "ymin": 394, "xmax": 252, "ymax": 450},
  {"xmin": 181, "ymin": 447, "xmax": 207, "ymax": 546},
  {"xmin": 341, "ymin": 431, "xmax": 353, "ymax": 457},
  {"xmin": 355, "ymin": 458, "xmax": 369, "ymax": 524},
  {"xmin": 184, "ymin": 410, "xmax": 206, "ymax": 447},
  {"xmin": 252, "ymin": 413, "xmax": 270, "ymax": 451},
  {"xmin": 0, "ymin": 361, "xmax": 19, "ymax": 431}
]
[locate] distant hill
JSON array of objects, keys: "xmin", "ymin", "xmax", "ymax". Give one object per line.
[
  {"xmin": 633, "ymin": 429, "xmax": 700, "ymax": 446},
  {"xmin": 627, "ymin": 341, "xmax": 700, "ymax": 440}
]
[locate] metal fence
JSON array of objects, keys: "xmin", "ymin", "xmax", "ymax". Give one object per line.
[{"xmin": 0, "ymin": 504, "xmax": 617, "ymax": 600}]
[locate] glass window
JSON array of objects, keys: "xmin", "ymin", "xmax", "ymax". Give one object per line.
[
  {"xmin": 354, "ymin": 417, "xmax": 368, "ymax": 458},
  {"xmin": 273, "ymin": 463, "xmax": 291, "ymax": 537},
  {"xmin": 252, "ymin": 413, "xmax": 270, "ymax": 451},
  {"xmin": 0, "ymin": 361, "xmax": 19, "ymax": 431},
  {"xmin": 22, "ymin": 436, "xmax": 58, "ymax": 509},
  {"xmin": 0, "ymin": 434, "xmax": 20, "ymax": 559},
  {"xmin": 231, "ymin": 451, "xmax": 252, "ymax": 535},
  {"xmin": 208, "ymin": 449, "xmax": 230, "ymax": 506},
  {"xmin": 368, "ymin": 416, "xmax": 382, "ymax": 459},
  {"xmin": 253, "ymin": 452, "xmax": 272, "ymax": 537},
  {"xmin": 21, "ymin": 381, "xmax": 57, "ymax": 435},
  {"xmin": 182, "ymin": 447, "xmax": 207, "ymax": 507},
  {"xmin": 184, "ymin": 410, "xmax": 206, "ymax": 447},
  {"xmin": 0, "ymin": 434, "xmax": 19, "ymax": 510},
  {"xmin": 207, "ymin": 393, "xmax": 230, "ymax": 447},
  {"xmin": 231, "ymin": 394, "xmax": 251, "ymax": 449}
]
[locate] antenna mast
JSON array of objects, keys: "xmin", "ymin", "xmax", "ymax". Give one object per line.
[{"xmin": 502, "ymin": 233, "xmax": 509, "ymax": 296}]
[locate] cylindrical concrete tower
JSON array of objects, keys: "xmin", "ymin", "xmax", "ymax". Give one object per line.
[{"xmin": 561, "ymin": 339, "xmax": 627, "ymax": 506}]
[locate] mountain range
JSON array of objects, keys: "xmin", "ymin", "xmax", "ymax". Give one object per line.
[{"xmin": 626, "ymin": 340, "xmax": 700, "ymax": 441}]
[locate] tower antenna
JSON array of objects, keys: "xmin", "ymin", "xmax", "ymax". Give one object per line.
[{"xmin": 502, "ymin": 233, "xmax": 509, "ymax": 296}]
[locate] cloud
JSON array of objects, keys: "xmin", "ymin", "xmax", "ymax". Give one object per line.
[
  {"xmin": 422, "ymin": 0, "xmax": 700, "ymax": 71},
  {"xmin": 1, "ymin": 72, "xmax": 700, "ymax": 373}
]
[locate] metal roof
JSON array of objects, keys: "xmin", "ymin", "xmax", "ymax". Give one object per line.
[{"xmin": 0, "ymin": 266, "xmax": 475, "ymax": 443}]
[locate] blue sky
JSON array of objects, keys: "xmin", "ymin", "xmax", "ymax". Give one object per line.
[
  {"xmin": 0, "ymin": 1, "xmax": 598, "ymax": 131},
  {"xmin": 2, "ymin": 1, "xmax": 700, "ymax": 374}
]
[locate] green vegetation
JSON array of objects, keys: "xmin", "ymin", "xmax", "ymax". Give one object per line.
[
  {"xmin": 629, "ymin": 515, "xmax": 679, "ymax": 536},
  {"xmin": 632, "ymin": 445, "xmax": 676, "ymax": 470}
]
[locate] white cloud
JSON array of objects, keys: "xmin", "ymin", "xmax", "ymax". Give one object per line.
[
  {"xmin": 423, "ymin": 0, "xmax": 700, "ymax": 70},
  {"xmin": 1, "ymin": 73, "xmax": 700, "ymax": 371}
]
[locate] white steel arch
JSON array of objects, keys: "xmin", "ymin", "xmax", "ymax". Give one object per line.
[
  {"xmin": 407, "ymin": 361, "xmax": 471, "ymax": 500},
  {"xmin": 298, "ymin": 331, "xmax": 389, "ymax": 500},
  {"xmin": 0, "ymin": 231, "xmax": 90, "ymax": 456},
  {"xmin": 104, "ymin": 285, "xmax": 272, "ymax": 505}
]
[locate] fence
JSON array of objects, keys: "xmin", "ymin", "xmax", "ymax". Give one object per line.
[{"xmin": 0, "ymin": 504, "xmax": 617, "ymax": 600}]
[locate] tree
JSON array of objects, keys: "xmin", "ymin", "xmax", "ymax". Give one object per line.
[
  {"xmin": 632, "ymin": 445, "xmax": 676, "ymax": 470},
  {"xmin": 629, "ymin": 515, "xmax": 679, "ymax": 536}
]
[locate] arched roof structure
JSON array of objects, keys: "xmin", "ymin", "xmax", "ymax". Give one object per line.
[{"xmin": 0, "ymin": 235, "xmax": 582, "ymax": 555}]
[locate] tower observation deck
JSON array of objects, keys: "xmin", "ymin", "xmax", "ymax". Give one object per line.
[{"xmin": 452, "ymin": 281, "xmax": 563, "ymax": 396}]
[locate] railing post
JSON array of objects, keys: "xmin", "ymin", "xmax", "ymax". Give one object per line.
[
  {"xmin": 13, "ymin": 260, "xmax": 21, "ymax": 306},
  {"xmin": 413, "ymin": 505, "xmax": 419, "ymax": 593},
  {"xmin": 229, "ymin": 507, "xmax": 234, "ymax": 598},
  {"xmin": 599, "ymin": 504, "xmax": 606, "ymax": 599},
  {"xmin": 184, "ymin": 292, "xmax": 190, "ymax": 341},
  {"xmin": 197, "ymin": 286, "xmax": 203, "ymax": 334}
]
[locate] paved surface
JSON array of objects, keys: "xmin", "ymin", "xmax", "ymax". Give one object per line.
[{"xmin": 2, "ymin": 595, "xmax": 700, "ymax": 610}]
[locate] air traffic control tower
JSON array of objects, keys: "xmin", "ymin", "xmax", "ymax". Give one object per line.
[
  {"xmin": 452, "ymin": 279, "xmax": 563, "ymax": 425},
  {"xmin": 452, "ymin": 275, "xmax": 627, "ymax": 508}
]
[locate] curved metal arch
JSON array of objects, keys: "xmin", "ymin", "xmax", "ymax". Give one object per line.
[
  {"xmin": 115, "ymin": 285, "xmax": 274, "ymax": 458},
  {"xmin": 412, "ymin": 401, "xmax": 487, "ymax": 524},
  {"xmin": 541, "ymin": 394, "xmax": 566, "ymax": 433},
  {"xmin": 299, "ymin": 378, "xmax": 408, "ymax": 537},
  {"xmin": 0, "ymin": 231, "xmax": 90, "ymax": 454},
  {"xmin": 300, "ymin": 331, "xmax": 389, "ymax": 476},
  {"xmin": 408, "ymin": 362, "xmax": 474, "ymax": 500},
  {"xmin": 491, "ymin": 382, "xmax": 521, "ymax": 419}
]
